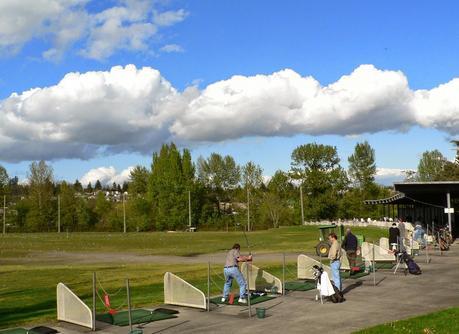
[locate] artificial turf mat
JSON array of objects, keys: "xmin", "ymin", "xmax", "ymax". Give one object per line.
[
  {"xmin": 96, "ymin": 309, "xmax": 177, "ymax": 326},
  {"xmin": 341, "ymin": 271, "xmax": 371, "ymax": 279},
  {"xmin": 374, "ymin": 262, "xmax": 395, "ymax": 270},
  {"xmin": 0, "ymin": 329, "xmax": 35, "ymax": 334},
  {"xmin": 284, "ymin": 280, "xmax": 316, "ymax": 291},
  {"xmin": 210, "ymin": 294, "xmax": 276, "ymax": 306}
]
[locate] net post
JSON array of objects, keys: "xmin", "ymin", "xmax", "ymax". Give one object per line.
[
  {"xmin": 92, "ymin": 272, "xmax": 96, "ymax": 331},
  {"xmin": 126, "ymin": 278, "xmax": 132, "ymax": 332},
  {"xmin": 437, "ymin": 232, "xmax": 442, "ymax": 256},
  {"xmin": 247, "ymin": 261, "xmax": 252, "ymax": 318},
  {"xmin": 282, "ymin": 253, "xmax": 286, "ymax": 296},
  {"xmin": 372, "ymin": 243, "xmax": 376, "ymax": 287},
  {"xmin": 207, "ymin": 261, "xmax": 210, "ymax": 312}
]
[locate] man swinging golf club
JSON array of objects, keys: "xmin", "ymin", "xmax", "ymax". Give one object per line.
[{"xmin": 222, "ymin": 243, "xmax": 252, "ymax": 304}]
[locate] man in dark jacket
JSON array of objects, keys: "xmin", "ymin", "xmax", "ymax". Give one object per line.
[
  {"xmin": 342, "ymin": 228, "xmax": 358, "ymax": 269},
  {"xmin": 389, "ymin": 222, "xmax": 400, "ymax": 250}
]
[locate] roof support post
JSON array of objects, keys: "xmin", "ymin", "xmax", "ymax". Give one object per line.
[{"xmin": 446, "ymin": 192, "xmax": 452, "ymax": 234}]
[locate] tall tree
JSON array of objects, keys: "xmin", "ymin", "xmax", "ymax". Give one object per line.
[
  {"xmin": 417, "ymin": 150, "xmax": 447, "ymax": 181},
  {"xmin": 94, "ymin": 180, "xmax": 102, "ymax": 191},
  {"xmin": 59, "ymin": 181, "xmax": 77, "ymax": 231},
  {"xmin": 0, "ymin": 164, "xmax": 8, "ymax": 194},
  {"xmin": 73, "ymin": 179, "xmax": 83, "ymax": 193},
  {"xmin": 27, "ymin": 160, "xmax": 55, "ymax": 231},
  {"xmin": 148, "ymin": 143, "xmax": 196, "ymax": 230},
  {"xmin": 129, "ymin": 166, "xmax": 150, "ymax": 195},
  {"xmin": 197, "ymin": 153, "xmax": 240, "ymax": 216},
  {"xmin": 348, "ymin": 141, "xmax": 377, "ymax": 190},
  {"xmin": 290, "ymin": 143, "xmax": 347, "ymax": 219}
]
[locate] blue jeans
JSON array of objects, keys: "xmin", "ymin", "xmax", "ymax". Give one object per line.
[
  {"xmin": 223, "ymin": 267, "xmax": 247, "ymax": 298},
  {"xmin": 330, "ymin": 260, "xmax": 341, "ymax": 291}
]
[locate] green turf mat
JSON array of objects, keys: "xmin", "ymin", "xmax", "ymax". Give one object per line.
[
  {"xmin": 375, "ymin": 262, "xmax": 395, "ymax": 269},
  {"xmin": 341, "ymin": 271, "xmax": 371, "ymax": 279},
  {"xmin": 210, "ymin": 294, "xmax": 276, "ymax": 306},
  {"xmin": 96, "ymin": 309, "xmax": 177, "ymax": 326},
  {"xmin": 0, "ymin": 329, "xmax": 33, "ymax": 334},
  {"xmin": 284, "ymin": 280, "xmax": 316, "ymax": 291}
]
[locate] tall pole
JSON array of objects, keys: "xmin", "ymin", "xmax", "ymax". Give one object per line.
[
  {"xmin": 207, "ymin": 261, "xmax": 211, "ymax": 312},
  {"xmin": 57, "ymin": 195, "xmax": 61, "ymax": 233},
  {"xmin": 247, "ymin": 262, "xmax": 252, "ymax": 318},
  {"xmin": 123, "ymin": 193, "xmax": 126, "ymax": 233},
  {"xmin": 282, "ymin": 253, "xmax": 286, "ymax": 296},
  {"xmin": 126, "ymin": 278, "xmax": 133, "ymax": 332},
  {"xmin": 300, "ymin": 186, "xmax": 305, "ymax": 225},
  {"xmin": 188, "ymin": 190, "xmax": 192, "ymax": 229},
  {"xmin": 3, "ymin": 195, "xmax": 5, "ymax": 235},
  {"xmin": 92, "ymin": 272, "xmax": 96, "ymax": 331},
  {"xmin": 446, "ymin": 192, "xmax": 452, "ymax": 234},
  {"xmin": 247, "ymin": 187, "xmax": 250, "ymax": 232}
]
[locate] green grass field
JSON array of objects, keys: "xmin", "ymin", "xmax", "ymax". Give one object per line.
[
  {"xmin": 354, "ymin": 307, "xmax": 459, "ymax": 334},
  {"xmin": 0, "ymin": 226, "xmax": 387, "ymax": 329}
]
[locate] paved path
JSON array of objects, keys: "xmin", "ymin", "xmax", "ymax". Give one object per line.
[{"xmin": 55, "ymin": 242, "xmax": 459, "ymax": 334}]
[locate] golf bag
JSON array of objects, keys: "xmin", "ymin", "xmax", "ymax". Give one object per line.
[
  {"xmin": 401, "ymin": 252, "xmax": 422, "ymax": 275},
  {"xmin": 312, "ymin": 265, "xmax": 345, "ymax": 303}
]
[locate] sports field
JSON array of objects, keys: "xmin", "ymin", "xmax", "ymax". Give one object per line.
[{"xmin": 0, "ymin": 226, "xmax": 386, "ymax": 328}]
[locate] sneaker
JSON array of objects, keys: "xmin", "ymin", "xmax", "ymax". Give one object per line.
[
  {"xmin": 221, "ymin": 297, "xmax": 226, "ymax": 303},
  {"xmin": 238, "ymin": 298, "xmax": 247, "ymax": 304}
]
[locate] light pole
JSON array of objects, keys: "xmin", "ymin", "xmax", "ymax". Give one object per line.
[
  {"xmin": 300, "ymin": 186, "xmax": 305, "ymax": 225},
  {"xmin": 123, "ymin": 192, "xmax": 127, "ymax": 233}
]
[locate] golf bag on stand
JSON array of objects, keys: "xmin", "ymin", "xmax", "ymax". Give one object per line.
[
  {"xmin": 401, "ymin": 252, "xmax": 422, "ymax": 275},
  {"xmin": 312, "ymin": 265, "xmax": 345, "ymax": 303}
]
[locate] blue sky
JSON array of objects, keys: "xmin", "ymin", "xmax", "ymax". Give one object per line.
[{"xmin": 1, "ymin": 0, "xmax": 458, "ymax": 185}]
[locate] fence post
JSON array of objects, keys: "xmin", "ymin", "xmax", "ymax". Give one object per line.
[
  {"xmin": 92, "ymin": 272, "xmax": 96, "ymax": 331},
  {"xmin": 126, "ymin": 278, "xmax": 132, "ymax": 332},
  {"xmin": 247, "ymin": 262, "xmax": 252, "ymax": 318},
  {"xmin": 207, "ymin": 261, "xmax": 210, "ymax": 312},
  {"xmin": 372, "ymin": 243, "xmax": 376, "ymax": 287},
  {"xmin": 282, "ymin": 253, "xmax": 286, "ymax": 296}
]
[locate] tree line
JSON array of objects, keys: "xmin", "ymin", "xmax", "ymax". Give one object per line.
[{"xmin": 0, "ymin": 140, "xmax": 419, "ymax": 232}]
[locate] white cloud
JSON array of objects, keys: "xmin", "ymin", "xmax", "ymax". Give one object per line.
[
  {"xmin": 80, "ymin": 166, "xmax": 134, "ymax": 186},
  {"xmin": 0, "ymin": 0, "xmax": 187, "ymax": 60},
  {"xmin": 160, "ymin": 44, "xmax": 184, "ymax": 53},
  {"xmin": 153, "ymin": 9, "xmax": 188, "ymax": 27},
  {"xmin": 375, "ymin": 168, "xmax": 412, "ymax": 185},
  {"xmin": 172, "ymin": 65, "xmax": 414, "ymax": 141},
  {"xmin": 2, "ymin": 64, "xmax": 459, "ymax": 162},
  {"xmin": 0, "ymin": 64, "xmax": 183, "ymax": 161}
]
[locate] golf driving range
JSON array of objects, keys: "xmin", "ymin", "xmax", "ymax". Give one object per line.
[{"xmin": 1, "ymin": 226, "xmax": 458, "ymax": 333}]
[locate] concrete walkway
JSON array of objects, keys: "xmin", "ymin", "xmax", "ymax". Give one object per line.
[{"xmin": 56, "ymin": 242, "xmax": 459, "ymax": 334}]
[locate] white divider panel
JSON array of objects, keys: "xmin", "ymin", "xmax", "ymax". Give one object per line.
[
  {"xmin": 379, "ymin": 237, "xmax": 390, "ymax": 251},
  {"xmin": 57, "ymin": 283, "xmax": 93, "ymax": 329},
  {"xmin": 340, "ymin": 249, "xmax": 350, "ymax": 270},
  {"xmin": 361, "ymin": 242, "xmax": 395, "ymax": 262},
  {"xmin": 240, "ymin": 263, "xmax": 283, "ymax": 294},
  {"xmin": 297, "ymin": 254, "xmax": 331, "ymax": 280},
  {"xmin": 164, "ymin": 272, "xmax": 206, "ymax": 309}
]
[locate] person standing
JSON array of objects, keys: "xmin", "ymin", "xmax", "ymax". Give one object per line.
[
  {"xmin": 398, "ymin": 218, "xmax": 406, "ymax": 251},
  {"xmin": 342, "ymin": 228, "xmax": 358, "ymax": 269},
  {"xmin": 222, "ymin": 243, "xmax": 252, "ymax": 304},
  {"xmin": 328, "ymin": 233, "xmax": 341, "ymax": 291},
  {"xmin": 389, "ymin": 222, "xmax": 400, "ymax": 251}
]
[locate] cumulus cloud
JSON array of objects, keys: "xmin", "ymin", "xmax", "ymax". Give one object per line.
[
  {"xmin": 1, "ymin": 64, "xmax": 459, "ymax": 162},
  {"xmin": 80, "ymin": 166, "xmax": 134, "ymax": 186},
  {"xmin": 0, "ymin": 0, "xmax": 187, "ymax": 60},
  {"xmin": 375, "ymin": 168, "xmax": 412, "ymax": 185}
]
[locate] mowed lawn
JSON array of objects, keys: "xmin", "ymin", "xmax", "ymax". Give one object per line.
[
  {"xmin": 0, "ymin": 226, "xmax": 387, "ymax": 328},
  {"xmin": 355, "ymin": 306, "xmax": 459, "ymax": 334}
]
